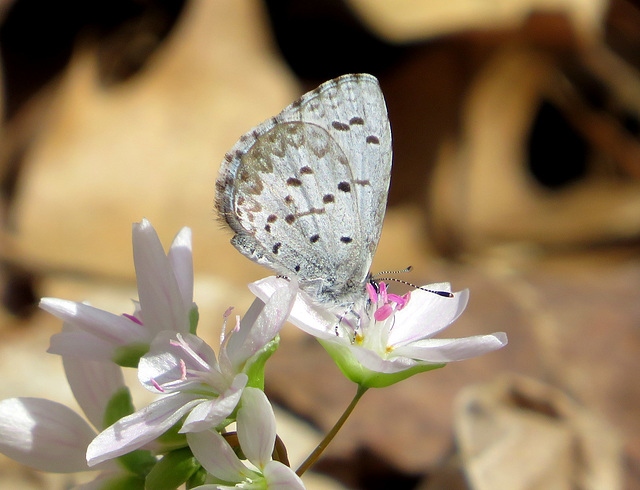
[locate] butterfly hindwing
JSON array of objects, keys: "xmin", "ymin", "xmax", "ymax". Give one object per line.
[{"xmin": 216, "ymin": 74, "xmax": 392, "ymax": 304}]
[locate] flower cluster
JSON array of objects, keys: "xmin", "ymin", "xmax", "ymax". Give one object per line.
[{"xmin": 0, "ymin": 219, "xmax": 506, "ymax": 489}]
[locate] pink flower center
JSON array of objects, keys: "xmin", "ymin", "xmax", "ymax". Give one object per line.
[{"xmin": 366, "ymin": 281, "xmax": 411, "ymax": 321}]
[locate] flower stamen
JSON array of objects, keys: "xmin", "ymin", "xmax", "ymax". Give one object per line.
[
  {"xmin": 150, "ymin": 378, "xmax": 165, "ymax": 392},
  {"xmin": 370, "ymin": 282, "xmax": 411, "ymax": 321}
]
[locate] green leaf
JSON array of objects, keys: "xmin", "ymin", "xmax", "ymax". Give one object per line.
[
  {"xmin": 112, "ymin": 343, "xmax": 150, "ymax": 368},
  {"xmin": 189, "ymin": 305, "xmax": 199, "ymax": 335},
  {"xmin": 145, "ymin": 448, "xmax": 200, "ymax": 490},
  {"xmin": 244, "ymin": 336, "xmax": 280, "ymax": 390},
  {"xmin": 318, "ymin": 339, "xmax": 445, "ymax": 388},
  {"xmin": 97, "ymin": 474, "xmax": 146, "ymax": 490},
  {"xmin": 117, "ymin": 449, "xmax": 157, "ymax": 477},
  {"xmin": 186, "ymin": 466, "xmax": 208, "ymax": 489},
  {"xmin": 103, "ymin": 387, "xmax": 135, "ymax": 429},
  {"xmin": 155, "ymin": 419, "xmax": 188, "ymax": 450}
]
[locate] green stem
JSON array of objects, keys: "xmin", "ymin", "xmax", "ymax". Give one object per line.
[{"xmin": 296, "ymin": 384, "xmax": 368, "ymax": 477}]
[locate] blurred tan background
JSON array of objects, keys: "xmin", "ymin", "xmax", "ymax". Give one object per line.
[{"xmin": 1, "ymin": 0, "xmax": 639, "ymax": 488}]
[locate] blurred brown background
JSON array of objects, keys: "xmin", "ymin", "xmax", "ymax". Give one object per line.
[{"xmin": 1, "ymin": 0, "xmax": 639, "ymax": 488}]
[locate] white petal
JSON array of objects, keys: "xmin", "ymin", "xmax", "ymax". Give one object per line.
[
  {"xmin": 180, "ymin": 374, "xmax": 247, "ymax": 433},
  {"xmin": 219, "ymin": 297, "xmax": 264, "ymax": 375},
  {"xmin": 187, "ymin": 431, "xmax": 251, "ymax": 483},
  {"xmin": 350, "ymin": 345, "xmax": 418, "ymax": 373},
  {"xmin": 132, "ymin": 219, "xmax": 190, "ymax": 335},
  {"xmin": 168, "ymin": 226, "xmax": 194, "ymax": 313},
  {"xmin": 86, "ymin": 392, "xmax": 203, "ymax": 466},
  {"xmin": 226, "ymin": 280, "xmax": 297, "ymax": 370},
  {"xmin": 263, "ymin": 460, "xmax": 306, "ymax": 489},
  {"xmin": 48, "ymin": 331, "xmax": 117, "ymax": 360},
  {"xmin": 388, "ymin": 287, "xmax": 469, "ymax": 347},
  {"xmin": 0, "ymin": 398, "xmax": 95, "ymax": 473},
  {"xmin": 237, "ymin": 388, "xmax": 276, "ymax": 469},
  {"xmin": 138, "ymin": 332, "xmax": 226, "ymax": 394},
  {"xmin": 392, "ymin": 332, "xmax": 508, "ymax": 363},
  {"xmin": 63, "ymin": 357, "xmax": 125, "ymax": 430},
  {"xmin": 40, "ymin": 298, "xmax": 147, "ymax": 345},
  {"xmin": 249, "ymin": 277, "xmax": 337, "ymax": 341}
]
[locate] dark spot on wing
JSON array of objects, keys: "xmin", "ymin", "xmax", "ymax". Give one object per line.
[
  {"xmin": 300, "ymin": 166, "xmax": 313, "ymax": 175},
  {"xmin": 284, "ymin": 195, "xmax": 294, "ymax": 205},
  {"xmin": 264, "ymin": 224, "xmax": 271, "ymax": 233},
  {"xmin": 246, "ymin": 181, "xmax": 263, "ymax": 195},
  {"xmin": 338, "ymin": 182, "xmax": 351, "ymax": 192},
  {"xmin": 294, "ymin": 265, "xmax": 301, "ymax": 272},
  {"xmin": 332, "ymin": 121, "xmax": 350, "ymax": 131},
  {"xmin": 273, "ymin": 242, "xmax": 281, "ymax": 254},
  {"xmin": 340, "ymin": 236, "xmax": 353, "ymax": 243},
  {"xmin": 323, "ymin": 194, "xmax": 335, "ymax": 204},
  {"xmin": 285, "ymin": 214, "xmax": 296, "ymax": 224},
  {"xmin": 224, "ymin": 152, "xmax": 233, "ymax": 162},
  {"xmin": 267, "ymin": 214, "xmax": 277, "ymax": 223},
  {"xmin": 353, "ymin": 179, "xmax": 370, "ymax": 186},
  {"xmin": 349, "ymin": 117, "xmax": 364, "ymax": 125},
  {"xmin": 287, "ymin": 177, "xmax": 302, "ymax": 187},
  {"xmin": 310, "ymin": 234, "xmax": 320, "ymax": 243},
  {"xmin": 284, "ymin": 124, "xmax": 305, "ymax": 148},
  {"xmin": 366, "ymin": 135, "xmax": 380, "ymax": 145}
]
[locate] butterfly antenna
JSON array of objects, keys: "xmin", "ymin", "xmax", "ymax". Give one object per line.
[
  {"xmin": 372, "ymin": 266, "xmax": 454, "ymax": 298},
  {"xmin": 372, "ymin": 265, "xmax": 413, "ymax": 277}
]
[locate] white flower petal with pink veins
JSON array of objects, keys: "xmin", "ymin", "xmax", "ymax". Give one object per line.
[
  {"xmin": 236, "ymin": 387, "xmax": 276, "ymax": 468},
  {"xmin": 187, "ymin": 388, "xmax": 304, "ymax": 489},
  {"xmin": 41, "ymin": 219, "xmax": 195, "ymax": 363},
  {"xmin": 132, "ymin": 219, "xmax": 192, "ymax": 335},
  {"xmin": 249, "ymin": 276, "xmax": 507, "ymax": 377},
  {"xmin": 63, "ymin": 356, "xmax": 125, "ymax": 431},
  {"xmin": 86, "ymin": 392, "xmax": 204, "ymax": 466},
  {"xmin": 180, "ymin": 374, "xmax": 248, "ymax": 433},
  {"xmin": 0, "ymin": 398, "xmax": 97, "ymax": 473},
  {"xmin": 41, "ymin": 300, "xmax": 148, "ymax": 357}
]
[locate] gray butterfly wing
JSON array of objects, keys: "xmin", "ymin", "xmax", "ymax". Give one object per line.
[
  {"xmin": 278, "ymin": 74, "xmax": 392, "ymax": 260},
  {"xmin": 216, "ymin": 74, "xmax": 392, "ymax": 304}
]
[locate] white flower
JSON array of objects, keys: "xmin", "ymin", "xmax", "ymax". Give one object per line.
[
  {"xmin": 40, "ymin": 218, "xmax": 194, "ymax": 365},
  {"xmin": 86, "ymin": 280, "xmax": 297, "ymax": 467},
  {"xmin": 250, "ymin": 277, "xmax": 507, "ymax": 388},
  {"xmin": 0, "ymin": 354, "xmax": 148, "ymax": 488},
  {"xmin": 187, "ymin": 388, "xmax": 305, "ymax": 489}
]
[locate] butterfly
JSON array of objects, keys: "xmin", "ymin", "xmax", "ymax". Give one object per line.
[{"xmin": 215, "ymin": 74, "xmax": 392, "ymax": 307}]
